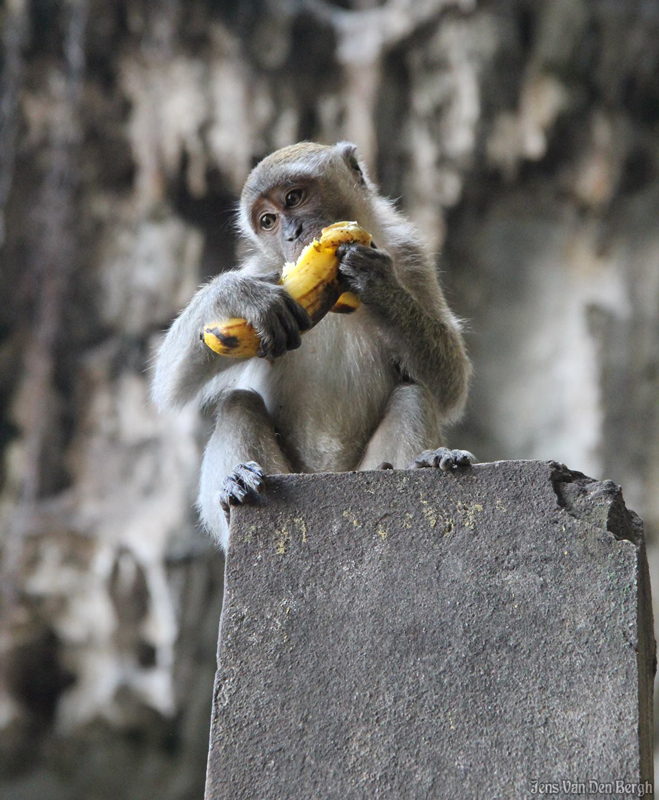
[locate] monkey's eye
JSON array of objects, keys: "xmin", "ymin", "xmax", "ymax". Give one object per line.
[
  {"xmin": 285, "ymin": 188, "xmax": 304, "ymax": 208},
  {"xmin": 259, "ymin": 213, "xmax": 277, "ymax": 231}
]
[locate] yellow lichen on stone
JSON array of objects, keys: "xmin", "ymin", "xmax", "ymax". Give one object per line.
[
  {"xmin": 395, "ymin": 476, "xmax": 409, "ymax": 493},
  {"xmin": 243, "ymin": 524, "xmax": 258, "ymax": 543},
  {"xmin": 293, "ymin": 517, "xmax": 308, "ymax": 543},
  {"xmin": 456, "ymin": 501, "xmax": 483, "ymax": 530},
  {"xmin": 342, "ymin": 509, "xmax": 360, "ymax": 527},
  {"xmin": 279, "ymin": 598, "xmax": 292, "ymax": 615},
  {"xmin": 422, "ymin": 506, "xmax": 437, "ymax": 529},
  {"xmin": 275, "ymin": 525, "xmax": 290, "ymax": 555},
  {"xmin": 377, "ymin": 524, "xmax": 388, "ymax": 540}
]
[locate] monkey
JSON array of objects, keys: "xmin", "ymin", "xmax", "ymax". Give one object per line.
[{"xmin": 153, "ymin": 141, "xmax": 474, "ymax": 550}]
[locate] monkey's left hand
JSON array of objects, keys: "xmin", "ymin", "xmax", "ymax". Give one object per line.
[{"xmin": 336, "ymin": 243, "xmax": 397, "ymax": 304}]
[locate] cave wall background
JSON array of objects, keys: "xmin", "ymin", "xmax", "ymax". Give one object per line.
[{"xmin": 1, "ymin": 0, "xmax": 658, "ymax": 797}]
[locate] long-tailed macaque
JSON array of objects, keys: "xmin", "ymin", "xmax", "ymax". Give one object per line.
[{"xmin": 153, "ymin": 142, "xmax": 474, "ymax": 549}]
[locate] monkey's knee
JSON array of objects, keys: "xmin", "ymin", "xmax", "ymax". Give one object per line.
[
  {"xmin": 218, "ymin": 389, "xmax": 268, "ymax": 415},
  {"xmin": 358, "ymin": 383, "xmax": 442, "ymax": 471},
  {"xmin": 216, "ymin": 390, "xmax": 274, "ymax": 431},
  {"xmin": 387, "ymin": 383, "xmax": 441, "ymax": 443},
  {"xmin": 387, "ymin": 382, "xmax": 433, "ymax": 412}
]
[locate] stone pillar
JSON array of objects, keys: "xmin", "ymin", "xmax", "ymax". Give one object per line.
[{"xmin": 205, "ymin": 461, "xmax": 655, "ymax": 799}]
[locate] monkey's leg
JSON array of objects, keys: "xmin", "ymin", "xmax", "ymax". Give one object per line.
[
  {"xmin": 357, "ymin": 383, "xmax": 445, "ymax": 470},
  {"xmin": 198, "ymin": 389, "xmax": 291, "ymax": 549}
]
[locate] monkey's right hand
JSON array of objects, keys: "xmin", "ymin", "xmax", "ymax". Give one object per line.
[{"xmin": 219, "ymin": 274, "xmax": 313, "ymax": 359}]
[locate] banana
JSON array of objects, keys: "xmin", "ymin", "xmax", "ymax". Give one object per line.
[
  {"xmin": 203, "ymin": 221, "xmax": 371, "ymax": 357},
  {"xmin": 330, "ymin": 290, "xmax": 361, "ymax": 314}
]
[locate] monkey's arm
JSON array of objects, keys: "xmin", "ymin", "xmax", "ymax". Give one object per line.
[
  {"xmin": 338, "ymin": 245, "xmax": 471, "ymax": 420},
  {"xmin": 199, "ymin": 390, "xmax": 292, "ymax": 549},
  {"xmin": 152, "ymin": 266, "xmax": 311, "ymax": 410}
]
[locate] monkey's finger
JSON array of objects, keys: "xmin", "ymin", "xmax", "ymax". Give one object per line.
[
  {"xmin": 242, "ymin": 461, "xmax": 266, "ymax": 480},
  {"xmin": 220, "ymin": 465, "xmax": 264, "ymax": 511},
  {"xmin": 221, "ymin": 477, "xmax": 248, "ymax": 506},
  {"xmin": 284, "ymin": 323, "xmax": 302, "ymax": 352},
  {"xmin": 335, "ymin": 242, "xmax": 372, "ymax": 270},
  {"xmin": 438, "ymin": 454, "xmax": 455, "ymax": 471},
  {"xmin": 409, "ymin": 449, "xmax": 436, "ymax": 469},
  {"xmin": 434, "ymin": 448, "xmax": 476, "ymax": 471},
  {"xmin": 347, "ymin": 244, "xmax": 383, "ymax": 260},
  {"xmin": 283, "ymin": 294, "xmax": 313, "ymax": 332},
  {"xmin": 277, "ymin": 306, "xmax": 303, "ymax": 352},
  {"xmin": 257, "ymin": 335, "xmax": 272, "ymax": 359},
  {"xmin": 257, "ymin": 317, "xmax": 287, "ymax": 359},
  {"xmin": 220, "ymin": 461, "xmax": 265, "ymax": 509},
  {"xmin": 235, "ymin": 462, "xmax": 266, "ymax": 493},
  {"xmin": 337, "ymin": 244, "xmax": 386, "ymax": 282},
  {"xmin": 335, "ymin": 243, "xmax": 355, "ymax": 261},
  {"xmin": 437, "ymin": 448, "xmax": 476, "ymax": 469},
  {"xmin": 269, "ymin": 319, "xmax": 289, "ymax": 358}
]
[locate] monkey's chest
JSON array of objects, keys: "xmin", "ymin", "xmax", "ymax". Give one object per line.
[{"xmin": 258, "ymin": 315, "xmax": 395, "ymax": 472}]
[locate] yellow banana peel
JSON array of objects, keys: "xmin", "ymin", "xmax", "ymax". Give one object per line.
[
  {"xmin": 203, "ymin": 221, "xmax": 371, "ymax": 358},
  {"xmin": 330, "ymin": 290, "xmax": 361, "ymax": 314}
]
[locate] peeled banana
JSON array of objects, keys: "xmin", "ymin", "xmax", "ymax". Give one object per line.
[{"xmin": 202, "ymin": 221, "xmax": 371, "ymax": 358}]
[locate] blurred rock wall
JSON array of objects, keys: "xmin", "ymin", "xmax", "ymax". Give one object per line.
[{"xmin": 1, "ymin": 0, "xmax": 658, "ymax": 797}]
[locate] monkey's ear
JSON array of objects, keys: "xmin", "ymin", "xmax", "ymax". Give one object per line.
[{"xmin": 336, "ymin": 141, "xmax": 366, "ymax": 186}]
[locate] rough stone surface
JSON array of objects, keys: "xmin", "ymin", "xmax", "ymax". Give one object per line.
[{"xmin": 206, "ymin": 461, "xmax": 655, "ymax": 800}]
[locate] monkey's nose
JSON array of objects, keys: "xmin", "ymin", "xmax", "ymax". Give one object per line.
[{"xmin": 285, "ymin": 221, "xmax": 304, "ymax": 241}]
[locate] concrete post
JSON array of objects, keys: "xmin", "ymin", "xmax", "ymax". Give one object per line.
[{"xmin": 205, "ymin": 461, "xmax": 655, "ymax": 799}]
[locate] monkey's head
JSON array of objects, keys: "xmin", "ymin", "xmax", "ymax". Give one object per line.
[{"xmin": 239, "ymin": 142, "xmax": 373, "ymax": 263}]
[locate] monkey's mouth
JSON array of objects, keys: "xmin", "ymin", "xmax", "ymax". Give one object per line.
[
  {"xmin": 284, "ymin": 221, "xmax": 342, "ymax": 263},
  {"xmin": 283, "ymin": 226, "xmax": 328, "ymax": 263}
]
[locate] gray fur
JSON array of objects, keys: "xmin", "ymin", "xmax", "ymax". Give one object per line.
[{"xmin": 153, "ymin": 142, "xmax": 472, "ymax": 549}]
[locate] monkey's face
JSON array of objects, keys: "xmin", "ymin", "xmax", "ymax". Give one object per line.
[{"xmin": 250, "ymin": 179, "xmax": 355, "ymax": 263}]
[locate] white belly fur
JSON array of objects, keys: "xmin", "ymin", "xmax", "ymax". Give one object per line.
[{"xmin": 230, "ymin": 311, "xmax": 396, "ymax": 472}]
